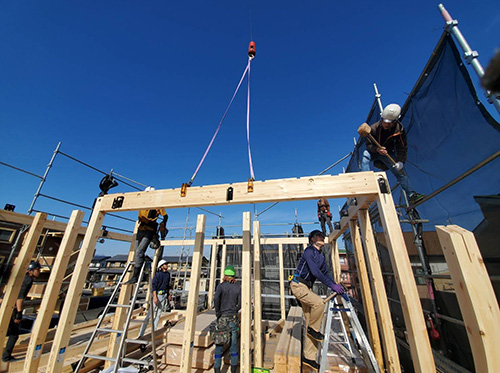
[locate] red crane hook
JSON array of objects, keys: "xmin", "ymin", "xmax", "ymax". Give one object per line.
[{"xmin": 248, "ymin": 41, "xmax": 256, "ymax": 59}]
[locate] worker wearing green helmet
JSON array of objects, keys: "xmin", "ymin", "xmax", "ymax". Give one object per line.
[{"xmin": 213, "ymin": 265, "xmax": 240, "ymax": 373}]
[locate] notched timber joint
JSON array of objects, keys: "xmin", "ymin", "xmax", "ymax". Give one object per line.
[
  {"xmin": 111, "ymin": 196, "xmax": 124, "ymax": 209},
  {"xmin": 378, "ymin": 176, "xmax": 390, "ymax": 194}
]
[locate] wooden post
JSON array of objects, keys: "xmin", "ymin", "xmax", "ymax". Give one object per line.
[
  {"xmin": 436, "ymin": 225, "xmax": 500, "ymax": 372},
  {"xmin": 376, "ymin": 185, "xmax": 435, "ymax": 373},
  {"xmin": 241, "ymin": 212, "xmax": 252, "ymax": 372},
  {"xmin": 144, "ymin": 244, "xmax": 163, "ymax": 312},
  {"xmin": 46, "ymin": 201, "xmax": 105, "ymax": 373},
  {"xmin": 330, "ymin": 238, "xmax": 341, "ymax": 283},
  {"xmin": 0, "ymin": 212, "xmax": 47, "ymax": 351},
  {"xmin": 253, "ymin": 220, "xmax": 263, "ymax": 367},
  {"xmin": 180, "ymin": 214, "xmax": 206, "ymax": 372},
  {"xmin": 220, "ymin": 243, "xmax": 227, "ymax": 282},
  {"xmin": 349, "ymin": 220, "xmax": 383, "ymax": 369},
  {"xmin": 24, "ymin": 210, "xmax": 85, "ymax": 373},
  {"xmin": 104, "ymin": 222, "xmax": 139, "ymax": 368},
  {"xmin": 358, "ymin": 209, "xmax": 400, "ymax": 372},
  {"xmin": 278, "ymin": 243, "xmax": 286, "ymax": 321},
  {"xmin": 207, "ymin": 242, "xmax": 218, "ymax": 310}
]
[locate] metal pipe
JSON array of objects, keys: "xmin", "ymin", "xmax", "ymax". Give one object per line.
[
  {"xmin": 438, "ymin": 3, "xmax": 500, "ymax": 115},
  {"xmin": 318, "ymin": 151, "xmax": 353, "ymax": 175},
  {"xmin": 0, "ymin": 161, "xmax": 43, "ymax": 179},
  {"xmin": 28, "ymin": 142, "xmax": 61, "ymax": 215},
  {"xmin": 373, "ymin": 83, "xmax": 384, "ymax": 115},
  {"xmin": 412, "ymin": 149, "xmax": 500, "ymax": 208}
]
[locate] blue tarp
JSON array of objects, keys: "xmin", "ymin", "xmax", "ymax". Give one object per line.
[{"xmin": 347, "ymin": 33, "xmax": 500, "ymax": 231}]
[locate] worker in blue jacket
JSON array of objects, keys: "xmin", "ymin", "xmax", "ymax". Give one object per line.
[{"xmin": 290, "ymin": 230, "xmax": 345, "ymax": 371}]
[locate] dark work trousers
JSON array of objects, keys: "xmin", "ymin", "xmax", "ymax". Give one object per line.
[
  {"xmin": 134, "ymin": 230, "xmax": 154, "ymax": 272},
  {"xmin": 2, "ymin": 312, "xmax": 20, "ymax": 360},
  {"xmin": 319, "ymin": 212, "xmax": 334, "ymax": 235}
]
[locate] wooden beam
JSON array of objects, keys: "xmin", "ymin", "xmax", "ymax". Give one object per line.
[
  {"xmin": 349, "ymin": 220, "xmax": 383, "ymax": 369},
  {"xmin": 161, "ymin": 236, "xmax": 309, "ymax": 247},
  {"xmin": 99, "ymin": 173, "xmax": 380, "ymax": 212},
  {"xmin": 358, "ymin": 209, "xmax": 400, "ymax": 373},
  {"xmin": 278, "ymin": 243, "xmax": 286, "ymax": 321},
  {"xmin": 0, "ymin": 209, "xmax": 132, "ymax": 242},
  {"xmin": 253, "ymin": 220, "xmax": 263, "ymax": 367},
  {"xmin": 0, "ymin": 212, "xmax": 47, "ymax": 351},
  {"xmin": 46, "ymin": 201, "xmax": 105, "ymax": 373},
  {"xmin": 376, "ymin": 181, "xmax": 435, "ymax": 373},
  {"xmin": 104, "ymin": 222, "xmax": 138, "ymax": 368},
  {"xmin": 240, "ymin": 212, "xmax": 252, "ymax": 372},
  {"xmin": 329, "ymin": 239, "xmax": 341, "ymax": 284},
  {"xmin": 220, "ymin": 243, "xmax": 227, "ymax": 283},
  {"xmin": 24, "ymin": 210, "xmax": 85, "ymax": 373},
  {"xmin": 207, "ymin": 243, "xmax": 218, "ymax": 310},
  {"xmin": 330, "ymin": 195, "xmax": 371, "ymax": 241},
  {"xmin": 180, "ymin": 214, "xmax": 206, "ymax": 372},
  {"xmin": 436, "ymin": 225, "xmax": 500, "ymax": 372}
]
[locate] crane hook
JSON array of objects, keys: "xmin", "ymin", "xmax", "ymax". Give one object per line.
[{"xmin": 248, "ymin": 41, "xmax": 256, "ymax": 59}]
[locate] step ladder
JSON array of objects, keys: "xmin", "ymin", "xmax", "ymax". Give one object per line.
[
  {"xmin": 318, "ymin": 293, "xmax": 380, "ymax": 373},
  {"xmin": 74, "ymin": 261, "xmax": 158, "ymax": 373}
]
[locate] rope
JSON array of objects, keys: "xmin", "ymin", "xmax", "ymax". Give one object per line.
[
  {"xmin": 188, "ymin": 63, "xmax": 250, "ymax": 186},
  {"xmin": 246, "ymin": 58, "xmax": 255, "ymax": 180}
]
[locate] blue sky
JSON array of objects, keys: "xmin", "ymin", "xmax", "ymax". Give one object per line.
[{"xmin": 1, "ymin": 1, "xmax": 499, "ymax": 256}]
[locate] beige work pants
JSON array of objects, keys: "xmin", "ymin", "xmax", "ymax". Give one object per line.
[{"xmin": 290, "ymin": 282, "xmax": 325, "ymax": 361}]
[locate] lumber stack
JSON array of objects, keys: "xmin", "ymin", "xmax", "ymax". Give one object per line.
[
  {"xmin": 274, "ymin": 306, "xmax": 304, "ymax": 373},
  {"xmin": 163, "ymin": 310, "xmax": 217, "ymax": 370}
]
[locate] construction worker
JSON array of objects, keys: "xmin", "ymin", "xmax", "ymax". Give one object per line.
[
  {"xmin": 139, "ymin": 259, "xmax": 171, "ymax": 337},
  {"xmin": 290, "ymin": 230, "xmax": 344, "ymax": 371},
  {"xmin": 126, "ymin": 187, "xmax": 168, "ymax": 284},
  {"xmin": 213, "ymin": 265, "xmax": 241, "ymax": 373},
  {"xmin": 361, "ymin": 103, "xmax": 425, "ymax": 204},
  {"xmin": 317, "ymin": 198, "xmax": 334, "ymax": 235},
  {"xmin": 2, "ymin": 261, "xmax": 41, "ymax": 362}
]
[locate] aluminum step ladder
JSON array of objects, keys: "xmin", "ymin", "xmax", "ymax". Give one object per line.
[
  {"xmin": 74, "ymin": 261, "xmax": 158, "ymax": 373},
  {"xmin": 318, "ymin": 293, "xmax": 380, "ymax": 373}
]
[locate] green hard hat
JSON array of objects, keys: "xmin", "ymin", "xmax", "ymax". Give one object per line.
[{"xmin": 224, "ymin": 265, "xmax": 236, "ymax": 277}]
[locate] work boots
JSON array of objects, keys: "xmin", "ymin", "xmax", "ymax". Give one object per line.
[{"xmin": 123, "ymin": 267, "xmax": 141, "ymax": 284}]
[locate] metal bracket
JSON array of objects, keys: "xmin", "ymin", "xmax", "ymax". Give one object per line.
[
  {"xmin": 112, "ymin": 196, "xmax": 124, "ymax": 209},
  {"xmin": 180, "ymin": 183, "xmax": 188, "ymax": 197},
  {"xmin": 378, "ymin": 177, "xmax": 390, "ymax": 194},
  {"xmin": 444, "ymin": 19, "xmax": 458, "ymax": 33},
  {"xmin": 247, "ymin": 178, "xmax": 254, "ymax": 193},
  {"xmin": 463, "ymin": 50, "xmax": 478, "ymax": 65}
]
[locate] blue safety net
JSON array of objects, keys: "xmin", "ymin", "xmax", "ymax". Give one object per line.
[{"xmin": 347, "ymin": 33, "xmax": 500, "ymax": 232}]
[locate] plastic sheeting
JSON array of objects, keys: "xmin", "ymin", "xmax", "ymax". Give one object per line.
[{"xmin": 347, "ymin": 33, "xmax": 500, "ymax": 232}]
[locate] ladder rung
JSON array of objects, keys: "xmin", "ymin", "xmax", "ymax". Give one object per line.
[
  {"xmin": 109, "ymin": 303, "xmax": 132, "ymax": 308},
  {"xmin": 123, "ymin": 357, "xmax": 151, "ymax": 365},
  {"xmin": 125, "ymin": 338, "xmax": 149, "ymax": 345},
  {"xmin": 97, "ymin": 327, "xmax": 124, "ymax": 334},
  {"xmin": 135, "ymin": 300, "xmax": 147, "ymax": 304},
  {"xmin": 129, "ymin": 319, "xmax": 147, "ymax": 323},
  {"xmin": 83, "ymin": 354, "xmax": 117, "ymax": 362}
]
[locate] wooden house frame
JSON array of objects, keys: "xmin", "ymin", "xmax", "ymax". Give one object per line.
[{"xmin": 2, "ymin": 170, "xmax": 498, "ymax": 372}]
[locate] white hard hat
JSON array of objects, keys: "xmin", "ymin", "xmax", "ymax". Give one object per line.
[
  {"xmin": 145, "ymin": 186, "xmax": 155, "ymax": 192},
  {"xmin": 157, "ymin": 259, "xmax": 167, "ymax": 269},
  {"xmin": 382, "ymin": 104, "xmax": 401, "ymax": 123}
]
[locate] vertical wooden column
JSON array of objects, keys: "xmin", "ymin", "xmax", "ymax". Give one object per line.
[
  {"xmin": 349, "ymin": 220, "xmax": 383, "ymax": 369},
  {"xmin": 436, "ymin": 225, "xmax": 500, "ymax": 372},
  {"xmin": 207, "ymin": 242, "xmax": 218, "ymax": 310},
  {"xmin": 253, "ymin": 221, "xmax": 263, "ymax": 367},
  {"xmin": 104, "ymin": 221, "xmax": 139, "ymax": 368},
  {"xmin": 358, "ymin": 209, "xmax": 400, "ymax": 372},
  {"xmin": 220, "ymin": 243, "xmax": 227, "ymax": 282},
  {"xmin": 47, "ymin": 200, "xmax": 105, "ymax": 373},
  {"xmin": 278, "ymin": 243, "xmax": 286, "ymax": 321},
  {"xmin": 0, "ymin": 212, "xmax": 47, "ymax": 350},
  {"xmin": 180, "ymin": 214, "xmax": 206, "ymax": 372},
  {"xmin": 25, "ymin": 210, "xmax": 85, "ymax": 373},
  {"xmin": 330, "ymin": 238, "xmax": 341, "ymax": 283},
  {"xmin": 240, "ymin": 212, "xmax": 252, "ymax": 372},
  {"xmin": 144, "ymin": 245, "xmax": 164, "ymax": 312},
  {"xmin": 376, "ymin": 188, "xmax": 435, "ymax": 373}
]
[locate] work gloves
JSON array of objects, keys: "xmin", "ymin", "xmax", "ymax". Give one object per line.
[
  {"xmin": 392, "ymin": 161, "xmax": 404, "ymax": 172},
  {"xmin": 330, "ymin": 283, "xmax": 345, "ymax": 295},
  {"xmin": 14, "ymin": 310, "xmax": 23, "ymax": 321}
]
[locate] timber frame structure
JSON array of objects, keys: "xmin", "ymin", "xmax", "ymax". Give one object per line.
[{"xmin": 2, "ymin": 170, "xmax": 499, "ymax": 372}]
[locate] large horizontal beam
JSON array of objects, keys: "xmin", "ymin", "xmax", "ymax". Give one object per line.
[
  {"xmin": 160, "ymin": 236, "xmax": 309, "ymax": 247},
  {"xmin": 98, "ymin": 172, "xmax": 380, "ymax": 212}
]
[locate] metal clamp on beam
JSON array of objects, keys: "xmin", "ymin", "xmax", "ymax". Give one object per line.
[
  {"xmin": 378, "ymin": 177, "xmax": 390, "ymax": 194},
  {"xmin": 112, "ymin": 196, "xmax": 124, "ymax": 209},
  {"xmin": 247, "ymin": 178, "xmax": 254, "ymax": 193},
  {"xmin": 180, "ymin": 183, "xmax": 188, "ymax": 197}
]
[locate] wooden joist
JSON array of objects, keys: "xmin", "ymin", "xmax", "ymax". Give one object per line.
[{"xmin": 274, "ymin": 306, "xmax": 303, "ymax": 373}]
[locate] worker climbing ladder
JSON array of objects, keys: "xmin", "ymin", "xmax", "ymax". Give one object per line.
[
  {"xmin": 318, "ymin": 293, "xmax": 380, "ymax": 373},
  {"xmin": 74, "ymin": 261, "xmax": 158, "ymax": 373}
]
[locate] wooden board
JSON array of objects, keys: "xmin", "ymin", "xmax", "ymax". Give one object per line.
[
  {"xmin": 274, "ymin": 306, "xmax": 302, "ymax": 373},
  {"xmin": 165, "ymin": 343, "xmax": 215, "ymax": 370}
]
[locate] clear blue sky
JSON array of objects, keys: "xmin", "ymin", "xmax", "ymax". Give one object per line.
[{"xmin": 1, "ymin": 1, "xmax": 499, "ymax": 256}]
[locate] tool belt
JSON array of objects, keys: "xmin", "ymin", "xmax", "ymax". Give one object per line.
[{"xmin": 291, "ymin": 274, "xmax": 313, "ymax": 289}]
